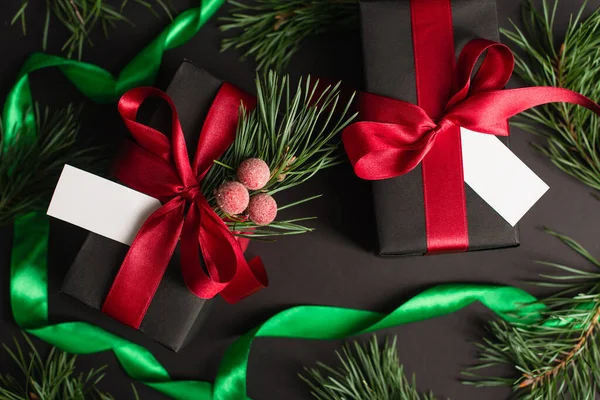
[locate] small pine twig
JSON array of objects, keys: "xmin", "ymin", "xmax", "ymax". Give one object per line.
[
  {"xmin": 11, "ymin": 0, "xmax": 175, "ymax": 60},
  {"xmin": 68, "ymin": 0, "xmax": 86, "ymax": 26},
  {"xmin": 0, "ymin": 104, "xmax": 102, "ymax": 226},
  {"xmin": 300, "ymin": 336, "xmax": 438, "ymax": 400},
  {"xmin": 220, "ymin": 0, "xmax": 359, "ymax": 70},
  {"xmin": 202, "ymin": 71, "xmax": 357, "ymax": 238},
  {"xmin": 0, "ymin": 332, "xmax": 121, "ymax": 400},
  {"xmin": 502, "ymin": 0, "xmax": 600, "ymax": 191},
  {"xmin": 519, "ymin": 305, "xmax": 600, "ymax": 389},
  {"xmin": 464, "ymin": 231, "xmax": 600, "ymax": 399}
]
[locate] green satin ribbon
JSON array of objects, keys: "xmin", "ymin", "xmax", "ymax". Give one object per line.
[
  {"xmin": 1, "ymin": 0, "xmax": 224, "ymax": 152},
  {"xmin": 12, "ymin": 213, "xmax": 546, "ymax": 400},
  {"xmin": 212, "ymin": 284, "xmax": 544, "ymax": 399},
  {"xmin": 2, "ymin": 2, "xmax": 552, "ymax": 398}
]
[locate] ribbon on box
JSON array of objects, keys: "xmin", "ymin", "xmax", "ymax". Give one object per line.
[
  {"xmin": 342, "ymin": 0, "xmax": 600, "ymax": 254},
  {"xmin": 101, "ymin": 86, "xmax": 268, "ymax": 329}
]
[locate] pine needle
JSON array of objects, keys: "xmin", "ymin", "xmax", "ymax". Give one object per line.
[
  {"xmin": 0, "ymin": 333, "xmax": 117, "ymax": 400},
  {"xmin": 464, "ymin": 231, "xmax": 600, "ymax": 399},
  {"xmin": 11, "ymin": 0, "xmax": 174, "ymax": 60},
  {"xmin": 0, "ymin": 104, "xmax": 100, "ymax": 226},
  {"xmin": 203, "ymin": 71, "xmax": 357, "ymax": 237},
  {"xmin": 300, "ymin": 336, "xmax": 438, "ymax": 400},
  {"xmin": 502, "ymin": 0, "xmax": 600, "ymax": 191},
  {"xmin": 220, "ymin": 0, "xmax": 359, "ymax": 70}
]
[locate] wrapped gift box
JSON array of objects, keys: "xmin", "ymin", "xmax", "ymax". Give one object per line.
[
  {"xmin": 60, "ymin": 61, "xmax": 228, "ymax": 351},
  {"xmin": 360, "ymin": 0, "xmax": 520, "ymax": 256}
]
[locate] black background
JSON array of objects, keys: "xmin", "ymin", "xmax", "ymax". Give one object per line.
[{"xmin": 2, "ymin": 1, "xmax": 600, "ymax": 399}]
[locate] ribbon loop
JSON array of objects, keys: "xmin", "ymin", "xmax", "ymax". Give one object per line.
[
  {"xmin": 447, "ymin": 39, "xmax": 514, "ymax": 110},
  {"xmin": 342, "ymin": 37, "xmax": 600, "ymax": 255},
  {"xmin": 342, "ymin": 39, "xmax": 600, "ymax": 181},
  {"xmin": 101, "ymin": 86, "xmax": 268, "ymax": 329}
]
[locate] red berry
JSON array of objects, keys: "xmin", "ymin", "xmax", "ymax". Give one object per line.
[
  {"xmin": 237, "ymin": 158, "xmax": 270, "ymax": 190},
  {"xmin": 248, "ymin": 193, "xmax": 277, "ymax": 226},
  {"xmin": 215, "ymin": 181, "xmax": 249, "ymax": 215}
]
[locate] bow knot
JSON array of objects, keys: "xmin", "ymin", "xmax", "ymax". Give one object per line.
[
  {"xmin": 434, "ymin": 117, "xmax": 456, "ymax": 134},
  {"xmin": 180, "ymin": 184, "xmax": 201, "ymax": 202},
  {"xmin": 342, "ymin": 39, "xmax": 600, "ymax": 181},
  {"xmin": 100, "ymin": 84, "xmax": 268, "ymax": 330}
]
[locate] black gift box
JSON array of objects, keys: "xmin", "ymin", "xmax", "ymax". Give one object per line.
[
  {"xmin": 61, "ymin": 61, "xmax": 226, "ymax": 351},
  {"xmin": 359, "ymin": 0, "xmax": 519, "ymax": 256}
]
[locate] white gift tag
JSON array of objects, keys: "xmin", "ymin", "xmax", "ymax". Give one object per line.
[
  {"xmin": 47, "ymin": 165, "xmax": 161, "ymax": 245},
  {"xmin": 461, "ymin": 128, "xmax": 549, "ymax": 226},
  {"xmin": 49, "ymin": 135, "xmax": 546, "ymax": 244}
]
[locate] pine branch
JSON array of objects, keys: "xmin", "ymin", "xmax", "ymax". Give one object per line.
[
  {"xmin": 220, "ymin": 0, "xmax": 359, "ymax": 70},
  {"xmin": 0, "ymin": 104, "xmax": 101, "ymax": 226},
  {"xmin": 519, "ymin": 305, "xmax": 600, "ymax": 389},
  {"xmin": 502, "ymin": 0, "xmax": 600, "ymax": 191},
  {"xmin": 464, "ymin": 230, "xmax": 600, "ymax": 399},
  {"xmin": 11, "ymin": 0, "xmax": 174, "ymax": 60},
  {"xmin": 202, "ymin": 71, "xmax": 357, "ymax": 237},
  {"xmin": 300, "ymin": 336, "xmax": 438, "ymax": 400},
  {"xmin": 0, "ymin": 333, "xmax": 140, "ymax": 400}
]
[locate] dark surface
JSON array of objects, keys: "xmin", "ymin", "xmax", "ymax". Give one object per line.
[
  {"xmin": 361, "ymin": 0, "xmax": 519, "ymax": 255},
  {"xmin": 1, "ymin": 1, "xmax": 600, "ymax": 399}
]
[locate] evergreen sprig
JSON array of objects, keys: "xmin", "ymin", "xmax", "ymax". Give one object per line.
[
  {"xmin": 300, "ymin": 336, "xmax": 438, "ymax": 400},
  {"xmin": 12, "ymin": 0, "xmax": 174, "ymax": 60},
  {"xmin": 0, "ymin": 105, "xmax": 99, "ymax": 226},
  {"xmin": 203, "ymin": 71, "xmax": 357, "ymax": 238},
  {"xmin": 0, "ymin": 333, "xmax": 139, "ymax": 400},
  {"xmin": 502, "ymin": 0, "xmax": 600, "ymax": 191},
  {"xmin": 464, "ymin": 230, "xmax": 600, "ymax": 399},
  {"xmin": 220, "ymin": 0, "xmax": 359, "ymax": 70}
]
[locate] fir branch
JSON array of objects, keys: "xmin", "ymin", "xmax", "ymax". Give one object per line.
[
  {"xmin": 502, "ymin": 0, "xmax": 600, "ymax": 191},
  {"xmin": 300, "ymin": 336, "xmax": 438, "ymax": 400},
  {"xmin": 0, "ymin": 333, "xmax": 140, "ymax": 400},
  {"xmin": 12, "ymin": 0, "xmax": 174, "ymax": 60},
  {"xmin": 202, "ymin": 71, "xmax": 357, "ymax": 237},
  {"xmin": 464, "ymin": 230, "xmax": 600, "ymax": 399},
  {"xmin": 0, "ymin": 104, "xmax": 100, "ymax": 226},
  {"xmin": 220, "ymin": 0, "xmax": 359, "ymax": 70}
]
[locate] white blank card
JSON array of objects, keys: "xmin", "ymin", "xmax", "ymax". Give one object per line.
[
  {"xmin": 47, "ymin": 165, "xmax": 161, "ymax": 245},
  {"xmin": 461, "ymin": 128, "xmax": 549, "ymax": 226}
]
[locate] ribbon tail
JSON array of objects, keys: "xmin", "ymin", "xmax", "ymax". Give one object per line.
[
  {"xmin": 448, "ymin": 87, "xmax": 600, "ymax": 134},
  {"xmin": 102, "ymin": 198, "xmax": 185, "ymax": 329},
  {"xmin": 205, "ymin": 209, "xmax": 268, "ymax": 303},
  {"xmin": 220, "ymin": 256, "xmax": 268, "ymax": 304},
  {"xmin": 199, "ymin": 204, "xmax": 268, "ymax": 303},
  {"xmin": 180, "ymin": 203, "xmax": 232, "ymax": 298}
]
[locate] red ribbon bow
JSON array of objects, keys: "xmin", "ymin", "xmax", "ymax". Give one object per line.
[
  {"xmin": 343, "ymin": 39, "xmax": 600, "ymax": 180},
  {"xmin": 101, "ymin": 85, "xmax": 268, "ymax": 329}
]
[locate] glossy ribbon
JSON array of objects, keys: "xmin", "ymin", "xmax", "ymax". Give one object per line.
[
  {"xmin": 1, "ymin": 0, "xmax": 225, "ymax": 153},
  {"xmin": 343, "ymin": 38, "xmax": 600, "ymax": 252},
  {"xmin": 0, "ymin": 3, "xmax": 574, "ymax": 399},
  {"xmin": 102, "ymin": 87, "xmax": 267, "ymax": 328},
  {"xmin": 411, "ymin": 0, "xmax": 467, "ymax": 253},
  {"xmin": 12, "ymin": 214, "xmax": 548, "ymax": 399},
  {"xmin": 343, "ymin": 39, "xmax": 600, "ymax": 178}
]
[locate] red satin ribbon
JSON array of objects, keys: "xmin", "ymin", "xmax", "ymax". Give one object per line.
[
  {"xmin": 343, "ymin": 38, "xmax": 600, "ymax": 249},
  {"xmin": 101, "ymin": 86, "xmax": 268, "ymax": 329},
  {"xmin": 411, "ymin": 0, "xmax": 466, "ymax": 253}
]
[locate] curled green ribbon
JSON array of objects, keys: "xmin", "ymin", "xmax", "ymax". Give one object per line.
[
  {"xmin": 212, "ymin": 284, "xmax": 543, "ymax": 399},
  {"xmin": 3, "ymin": 2, "xmax": 549, "ymax": 399},
  {"xmin": 12, "ymin": 213, "xmax": 545, "ymax": 399},
  {"xmin": 1, "ymin": 0, "xmax": 224, "ymax": 152}
]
